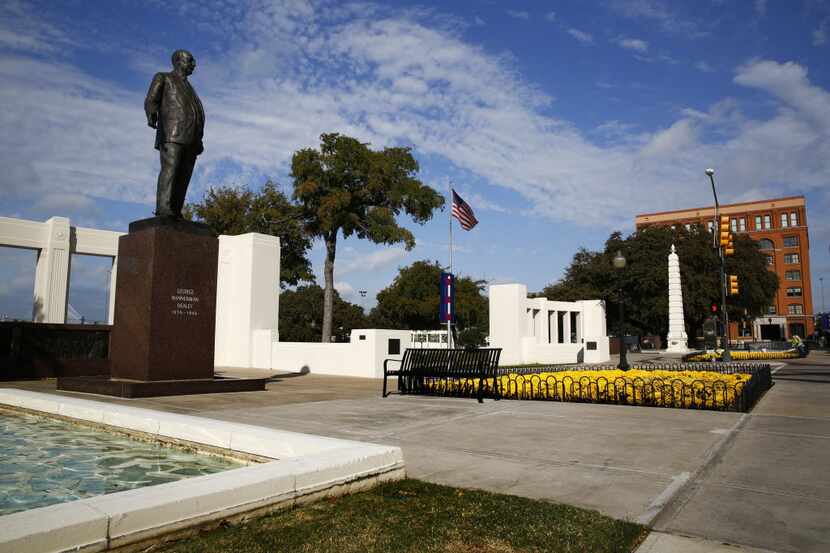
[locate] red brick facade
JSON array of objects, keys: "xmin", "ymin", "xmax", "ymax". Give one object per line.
[{"xmin": 636, "ymin": 196, "xmax": 813, "ymax": 340}]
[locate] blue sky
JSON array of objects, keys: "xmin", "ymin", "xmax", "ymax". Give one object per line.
[{"xmin": 1, "ymin": 0, "xmax": 830, "ymax": 321}]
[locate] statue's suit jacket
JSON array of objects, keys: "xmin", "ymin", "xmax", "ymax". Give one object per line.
[{"xmin": 144, "ymin": 72, "xmax": 205, "ymax": 151}]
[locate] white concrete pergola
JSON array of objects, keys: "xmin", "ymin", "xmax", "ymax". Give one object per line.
[{"xmin": 0, "ymin": 216, "xmax": 123, "ymax": 324}]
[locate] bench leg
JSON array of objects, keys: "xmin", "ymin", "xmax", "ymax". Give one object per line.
[{"xmin": 382, "ymin": 373, "xmax": 388, "ymax": 397}]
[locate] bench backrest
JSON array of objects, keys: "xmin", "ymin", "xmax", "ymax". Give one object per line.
[{"xmin": 401, "ymin": 348, "xmax": 501, "ymax": 376}]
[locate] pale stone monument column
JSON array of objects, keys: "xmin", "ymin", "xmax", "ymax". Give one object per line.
[
  {"xmin": 32, "ymin": 216, "xmax": 71, "ymax": 323},
  {"xmin": 666, "ymin": 244, "xmax": 690, "ymax": 352}
]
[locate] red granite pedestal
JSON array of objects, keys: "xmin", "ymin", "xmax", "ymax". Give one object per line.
[{"xmin": 58, "ymin": 217, "xmax": 266, "ymax": 397}]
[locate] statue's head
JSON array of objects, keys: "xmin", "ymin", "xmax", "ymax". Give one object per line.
[{"xmin": 171, "ymin": 49, "xmax": 196, "ymax": 76}]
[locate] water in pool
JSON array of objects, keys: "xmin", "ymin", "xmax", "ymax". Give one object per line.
[{"xmin": 0, "ymin": 410, "xmax": 244, "ymax": 515}]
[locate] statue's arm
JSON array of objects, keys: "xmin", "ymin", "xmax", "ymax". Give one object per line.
[{"xmin": 144, "ymin": 73, "xmax": 164, "ymax": 128}]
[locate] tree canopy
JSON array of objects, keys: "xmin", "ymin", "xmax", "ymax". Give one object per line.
[
  {"xmin": 542, "ymin": 225, "xmax": 778, "ymax": 340},
  {"xmin": 279, "ymin": 285, "xmax": 368, "ymax": 342},
  {"xmin": 187, "ymin": 181, "xmax": 314, "ymax": 287},
  {"xmin": 291, "ymin": 133, "xmax": 444, "ymax": 342},
  {"xmin": 370, "ymin": 260, "xmax": 489, "ymax": 346}
]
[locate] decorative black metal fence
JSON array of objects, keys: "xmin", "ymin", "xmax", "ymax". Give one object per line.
[{"xmin": 409, "ymin": 362, "xmax": 771, "ymax": 413}]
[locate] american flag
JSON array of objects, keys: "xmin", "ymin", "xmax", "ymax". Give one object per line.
[{"xmin": 451, "ymin": 189, "xmax": 478, "ymax": 231}]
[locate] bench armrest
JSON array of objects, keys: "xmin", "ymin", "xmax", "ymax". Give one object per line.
[{"xmin": 384, "ymin": 358, "xmax": 403, "ymax": 373}]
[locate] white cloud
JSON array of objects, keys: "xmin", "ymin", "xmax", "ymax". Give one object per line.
[
  {"xmin": 567, "ymin": 28, "xmax": 594, "ymax": 44},
  {"xmin": 338, "ymin": 247, "xmax": 409, "ymax": 276},
  {"xmin": 640, "ymin": 119, "xmax": 698, "ymax": 157},
  {"xmin": 1, "ymin": 2, "xmax": 830, "ymax": 254},
  {"xmin": 544, "ymin": 11, "xmax": 557, "ymax": 22},
  {"xmin": 506, "ymin": 10, "xmax": 529, "ymax": 20},
  {"xmin": 695, "ymin": 60, "xmax": 714, "ymax": 72},
  {"xmin": 609, "ymin": 0, "xmax": 707, "ymax": 38},
  {"xmin": 334, "ymin": 280, "xmax": 355, "ymax": 297},
  {"xmin": 734, "ymin": 60, "xmax": 830, "ymax": 130},
  {"xmin": 617, "ymin": 37, "xmax": 648, "ymax": 52}
]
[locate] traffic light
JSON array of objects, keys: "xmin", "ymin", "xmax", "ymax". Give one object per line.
[
  {"xmin": 719, "ymin": 215, "xmax": 731, "ymax": 248},
  {"xmin": 728, "ymin": 274, "xmax": 739, "ymax": 295},
  {"xmin": 725, "ymin": 234, "xmax": 735, "ymax": 256}
]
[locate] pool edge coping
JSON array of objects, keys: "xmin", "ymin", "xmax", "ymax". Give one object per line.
[{"xmin": 0, "ymin": 389, "xmax": 405, "ymax": 553}]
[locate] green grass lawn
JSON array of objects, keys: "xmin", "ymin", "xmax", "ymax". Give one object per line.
[{"xmin": 162, "ymin": 479, "xmax": 646, "ymax": 553}]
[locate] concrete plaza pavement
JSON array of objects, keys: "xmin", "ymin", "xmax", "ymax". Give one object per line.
[
  {"xmin": 651, "ymin": 352, "xmax": 830, "ymax": 553},
  {"xmin": 4, "ymin": 351, "xmax": 830, "ymax": 552}
]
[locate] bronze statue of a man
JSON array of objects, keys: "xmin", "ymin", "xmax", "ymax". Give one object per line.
[{"xmin": 144, "ymin": 49, "xmax": 205, "ymax": 219}]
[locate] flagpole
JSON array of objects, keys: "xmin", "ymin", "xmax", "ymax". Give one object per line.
[{"xmin": 448, "ymin": 185, "xmax": 453, "ymax": 349}]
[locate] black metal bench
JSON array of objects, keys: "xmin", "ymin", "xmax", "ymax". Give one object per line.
[{"xmin": 383, "ymin": 348, "xmax": 502, "ymax": 403}]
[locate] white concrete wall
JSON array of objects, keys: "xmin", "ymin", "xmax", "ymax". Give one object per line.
[
  {"xmin": 489, "ymin": 283, "xmax": 610, "ymax": 365},
  {"xmin": 214, "ymin": 233, "xmax": 281, "ymax": 369},
  {"xmin": 0, "ymin": 216, "xmax": 123, "ymax": 323},
  {"xmin": 211, "ymin": 229, "xmax": 410, "ymax": 378},
  {"xmin": 271, "ymin": 329, "xmax": 409, "ymax": 379}
]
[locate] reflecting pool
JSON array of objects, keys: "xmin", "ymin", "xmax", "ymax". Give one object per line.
[{"xmin": 0, "ymin": 410, "xmax": 243, "ymax": 515}]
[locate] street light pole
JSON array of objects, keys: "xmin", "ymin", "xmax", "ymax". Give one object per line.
[
  {"xmin": 613, "ymin": 250, "xmax": 630, "ymax": 371},
  {"xmin": 706, "ymin": 168, "xmax": 731, "ymax": 362},
  {"xmin": 820, "ymin": 276, "xmax": 825, "ymax": 313}
]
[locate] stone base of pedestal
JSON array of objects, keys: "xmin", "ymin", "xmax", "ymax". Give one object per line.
[
  {"xmin": 665, "ymin": 338, "xmax": 691, "ymax": 353},
  {"xmin": 56, "ymin": 376, "xmax": 267, "ymax": 398},
  {"xmin": 109, "ymin": 217, "xmax": 218, "ymax": 383}
]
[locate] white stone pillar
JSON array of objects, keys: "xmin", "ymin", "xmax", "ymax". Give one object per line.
[
  {"xmin": 563, "ymin": 311, "xmax": 572, "ymax": 343},
  {"xmin": 32, "ymin": 217, "xmax": 71, "ymax": 323},
  {"xmin": 666, "ymin": 244, "xmax": 690, "ymax": 352},
  {"xmin": 107, "ymin": 257, "xmax": 118, "ymax": 324},
  {"xmin": 214, "ymin": 233, "xmax": 280, "ymax": 368}
]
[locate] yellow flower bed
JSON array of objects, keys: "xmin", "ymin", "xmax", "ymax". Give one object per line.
[
  {"xmin": 685, "ymin": 349, "xmax": 799, "ymax": 362},
  {"xmin": 429, "ymin": 369, "xmax": 752, "ymax": 410}
]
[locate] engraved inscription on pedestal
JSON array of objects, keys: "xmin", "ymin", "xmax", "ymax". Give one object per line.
[{"xmin": 171, "ymin": 288, "xmax": 200, "ymax": 318}]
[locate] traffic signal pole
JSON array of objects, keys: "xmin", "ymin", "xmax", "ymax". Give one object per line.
[{"xmin": 708, "ymin": 170, "xmax": 732, "ymax": 362}]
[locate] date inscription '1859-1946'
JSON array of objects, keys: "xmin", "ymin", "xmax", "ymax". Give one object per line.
[{"xmin": 171, "ymin": 288, "xmax": 200, "ymax": 318}]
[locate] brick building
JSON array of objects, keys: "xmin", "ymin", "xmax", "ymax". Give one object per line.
[{"xmin": 635, "ymin": 196, "xmax": 814, "ymax": 341}]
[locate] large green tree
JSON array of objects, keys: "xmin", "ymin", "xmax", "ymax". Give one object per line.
[
  {"xmin": 542, "ymin": 225, "xmax": 778, "ymax": 341},
  {"xmin": 370, "ymin": 260, "xmax": 489, "ymax": 346},
  {"xmin": 291, "ymin": 133, "xmax": 444, "ymax": 342},
  {"xmin": 187, "ymin": 181, "xmax": 314, "ymax": 287},
  {"xmin": 279, "ymin": 285, "xmax": 368, "ymax": 342}
]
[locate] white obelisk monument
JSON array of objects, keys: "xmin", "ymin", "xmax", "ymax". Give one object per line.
[{"xmin": 666, "ymin": 244, "xmax": 690, "ymax": 352}]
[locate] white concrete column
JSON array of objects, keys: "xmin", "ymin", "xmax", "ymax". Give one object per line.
[
  {"xmin": 488, "ymin": 284, "xmax": 528, "ymax": 365},
  {"xmin": 107, "ymin": 257, "xmax": 118, "ymax": 324},
  {"xmin": 666, "ymin": 244, "xmax": 690, "ymax": 352},
  {"xmin": 32, "ymin": 217, "xmax": 71, "ymax": 323},
  {"xmin": 563, "ymin": 311, "xmax": 571, "ymax": 343},
  {"xmin": 214, "ymin": 233, "xmax": 280, "ymax": 368}
]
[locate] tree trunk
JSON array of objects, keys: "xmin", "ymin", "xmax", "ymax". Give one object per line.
[{"xmin": 321, "ymin": 232, "xmax": 337, "ymax": 343}]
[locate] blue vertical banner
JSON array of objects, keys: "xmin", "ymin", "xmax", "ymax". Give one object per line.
[{"xmin": 440, "ymin": 272, "xmax": 455, "ymax": 323}]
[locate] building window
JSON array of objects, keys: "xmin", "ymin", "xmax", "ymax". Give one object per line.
[
  {"xmin": 684, "ymin": 223, "xmax": 691, "ymax": 231},
  {"xmin": 765, "ymin": 255, "xmax": 774, "ymax": 266},
  {"xmin": 738, "ymin": 217, "xmax": 746, "ymax": 232},
  {"xmin": 790, "ymin": 211, "xmax": 798, "ymax": 226},
  {"xmin": 768, "ymin": 305, "xmax": 777, "ymax": 315},
  {"xmin": 757, "ymin": 238, "xmax": 774, "ymax": 250},
  {"xmin": 780, "ymin": 213, "xmax": 788, "ymax": 228},
  {"xmin": 788, "ymin": 304, "xmax": 804, "ymax": 315},
  {"xmin": 730, "ymin": 218, "xmax": 737, "ymax": 232},
  {"xmin": 707, "ymin": 220, "xmax": 714, "ymax": 233},
  {"xmin": 783, "ymin": 236, "xmax": 799, "ymax": 247},
  {"xmin": 786, "ymin": 287, "xmax": 803, "ymax": 297},
  {"xmin": 784, "ymin": 253, "xmax": 800, "ymax": 264},
  {"xmin": 785, "ymin": 270, "xmax": 801, "ymax": 281},
  {"xmin": 754, "ymin": 215, "xmax": 762, "ymax": 230},
  {"xmin": 763, "ymin": 215, "xmax": 771, "ymax": 229}
]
